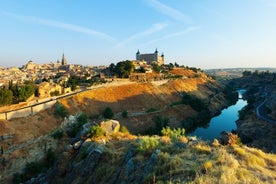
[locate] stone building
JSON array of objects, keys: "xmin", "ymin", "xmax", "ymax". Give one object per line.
[{"xmin": 136, "ymin": 49, "xmax": 164, "ymax": 65}]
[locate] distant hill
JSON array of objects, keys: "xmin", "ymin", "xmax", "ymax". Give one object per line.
[{"xmin": 205, "ymin": 67, "xmax": 276, "ymax": 80}]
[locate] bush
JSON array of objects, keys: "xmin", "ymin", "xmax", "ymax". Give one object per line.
[
  {"xmin": 50, "ymin": 90, "xmax": 60, "ymax": 96},
  {"xmin": 135, "ymin": 136, "xmax": 159, "ymax": 153},
  {"xmin": 66, "ymin": 113, "xmax": 88, "ymax": 138},
  {"xmin": 91, "ymin": 125, "xmax": 106, "ymax": 138},
  {"xmin": 103, "ymin": 107, "xmax": 114, "ymax": 119},
  {"xmin": 77, "ymin": 113, "xmax": 88, "ymax": 124},
  {"xmin": 161, "ymin": 127, "xmax": 185, "ymax": 140},
  {"xmin": 54, "ymin": 103, "xmax": 68, "ymax": 118},
  {"xmin": 0, "ymin": 89, "xmax": 13, "ymax": 106},
  {"xmin": 122, "ymin": 110, "xmax": 128, "ymax": 118},
  {"xmin": 120, "ymin": 125, "xmax": 130, "ymax": 133},
  {"xmin": 51, "ymin": 129, "xmax": 63, "ymax": 139},
  {"xmin": 146, "ymin": 108, "xmax": 158, "ymax": 113}
]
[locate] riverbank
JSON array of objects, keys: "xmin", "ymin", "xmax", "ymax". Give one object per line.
[{"xmin": 190, "ymin": 90, "xmax": 246, "ymax": 140}]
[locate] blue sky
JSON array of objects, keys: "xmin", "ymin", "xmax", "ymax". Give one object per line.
[{"xmin": 1, "ymin": 0, "xmax": 276, "ymax": 69}]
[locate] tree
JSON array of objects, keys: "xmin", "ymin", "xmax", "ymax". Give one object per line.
[
  {"xmin": 67, "ymin": 77, "xmax": 77, "ymax": 91},
  {"xmin": 114, "ymin": 60, "xmax": 134, "ymax": 78},
  {"xmin": 18, "ymin": 85, "xmax": 35, "ymax": 102},
  {"xmin": 0, "ymin": 89, "xmax": 13, "ymax": 106},
  {"xmin": 174, "ymin": 62, "xmax": 180, "ymax": 67},
  {"xmin": 109, "ymin": 63, "xmax": 116, "ymax": 73},
  {"xmin": 242, "ymin": 71, "xmax": 252, "ymax": 77},
  {"xmin": 54, "ymin": 103, "xmax": 68, "ymax": 118},
  {"xmin": 168, "ymin": 63, "xmax": 174, "ymax": 70},
  {"xmin": 152, "ymin": 63, "xmax": 162, "ymax": 73},
  {"xmin": 103, "ymin": 107, "xmax": 114, "ymax": 119}
]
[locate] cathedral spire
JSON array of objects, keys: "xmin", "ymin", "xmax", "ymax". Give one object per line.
[{"xmin": 61, "ymin": 53, "xmax": 67, "ymax": 65}]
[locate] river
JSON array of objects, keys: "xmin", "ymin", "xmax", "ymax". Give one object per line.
[{"xmin": 190, "ymin": 90, "xmax": 247, "ymax": 140}]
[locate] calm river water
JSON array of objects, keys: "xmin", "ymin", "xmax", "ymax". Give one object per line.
[{"xmin": 190, "ymin": 90, "xmax": 247, "ymax": 140}]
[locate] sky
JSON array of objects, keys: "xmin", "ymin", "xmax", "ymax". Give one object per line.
[{"xmin": 1, "ymin": 0, "xmax": 276, "ymax": 69}]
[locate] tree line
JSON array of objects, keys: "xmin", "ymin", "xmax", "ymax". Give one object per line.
[{"xmin": 0, "ymin": 81, "xmax": 35, "ymax": 106}]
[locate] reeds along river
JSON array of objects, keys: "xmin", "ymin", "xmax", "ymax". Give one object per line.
[{"xmin": 190, "ymin": 90, "xmax": 247, "ymax": 140}]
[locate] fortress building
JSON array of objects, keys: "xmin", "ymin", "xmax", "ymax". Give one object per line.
[{"xmin": 136, "ymin": 49, "xmax": 164, "ymax": 65}]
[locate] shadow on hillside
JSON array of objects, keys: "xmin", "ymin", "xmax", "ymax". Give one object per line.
[{"xmin": 60, "ymin": 81, "xmax": 226, "ymax": 134}]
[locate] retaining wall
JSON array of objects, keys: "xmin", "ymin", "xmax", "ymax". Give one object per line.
[
  {"xmin": 32, "ymin": 100, "xmax": 56, "ymax": 115},
  {"xmin": 0, "ymin": 113, "xmax": 6, "ymax": 120},
  {"xmin": 0, "ymin": 100, "xmax": 57, "ymax": 120}
]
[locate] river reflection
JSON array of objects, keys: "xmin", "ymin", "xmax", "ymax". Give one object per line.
[{"xmin": 190, "ymin": 90, "xmax": 247, "ymax": 140}]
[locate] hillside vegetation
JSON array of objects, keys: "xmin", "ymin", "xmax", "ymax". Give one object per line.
[
  {"xmin": 61, "ymin": 132, "xmax": 276, "ymax": 184},
  {"xmin": 14, "ymin": 127, "xmax": 276, "ymax": 184},
  {"xmin": 0, "ymin": 68, "xmax": 257, "ymax": 183},
  {"xmin": 59, "ymin": 68, "xmax": 230, "ymax": 134}
]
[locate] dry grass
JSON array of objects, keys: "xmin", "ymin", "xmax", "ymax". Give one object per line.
[
  {"xmin": 194, "ymin": 142, "xmax": 212, "ymax": 154},
  {"xmin": 192, "ymin": 145, "xmax": 276, "ymax": 184},
  {"xmin": 212, "ymin": 139, "xmax": 220, "ymax": 147}
]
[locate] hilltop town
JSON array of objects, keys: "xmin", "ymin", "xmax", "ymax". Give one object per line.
[{"xmin": 0, "ymin": 49, "xmax": 174, "ymax": 105}]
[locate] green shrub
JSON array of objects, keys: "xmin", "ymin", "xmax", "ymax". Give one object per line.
[
  {"xmin": 50, "ymin": 90, "xmax": 60, "ymax": 96},
  {"xmin": 120, "ymin": 125, "xmax": 130, "ymax": 133},
  {"xmin": 169, "ymin": 101, "xmax": 183, "ymax": 107},
  {"xmin": 161, "ymin": 127, "xmax": 185, "ymax": 140},
  {"xmin": 103, "ymin": 107, "xmax": 114, "ymax": 119},
  {"xmin": 135, "ymin": 136, "xmax": 159, "ymax": 153},
  {"xmin": 77, "ymin": 113, "xmax": 88, "ymax": 124},
  {"xmin": 154, "ymin": 152, "xmax": 183, "ymax": 176},
  {"xmin": 66, "ymin": 113, "xmax": 88, "ymax": 138},
  {"xmin": 54, "ymin": 103, "xmax": 68, "ymax": 118},
  {"xmin": 51, "ymin": 129, "xmax": 63, "ymax": 139},
  {"xmin": 146, "ymin": 108, "xmax": 158, "ymax": 113},
  {"xmin": 91, "ymin": 125, "xmax": 106, "ymax": 138},
  {"xmin": 122, "ymin": 110, "xmax": 128, "ymax": 118}
]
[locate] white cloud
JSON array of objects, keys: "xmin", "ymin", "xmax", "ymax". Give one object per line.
[
  {"xmin": 2, "ymin": 11, "xmax": 117, "ymax": 42},
  {"xmin": 116, "ymin": 22, "xmax": 168, "ymax": 47},
  {"xmin": 145, "ymin": 0, "xmax": 192, "ymax": 24},
  {"xmin": 141, "ymin": 26, "xmax": 200, "ymax": 46}
]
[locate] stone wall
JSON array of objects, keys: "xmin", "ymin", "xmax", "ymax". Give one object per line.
[
  {"xmin": 0, "ymin": 100, "xmax": 57, "ymax": 120},
  {"xmin": 0, "ymin": 113, "xmax": 6, "ymax": 120},
  {"xmin": 32, "ymin": 100, "xmax": 56, "ymax": 115},
  {"xmin": 6, "ymin": 108, "xmax": 32, "ymax": 120}
]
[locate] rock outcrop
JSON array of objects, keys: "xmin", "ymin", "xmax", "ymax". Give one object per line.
[
  {"xmin": 100, "ymin": 119, "xmax": 120, "ymax": 134},
  {"xmin": 218, "ymin": 131, "xmax": 238, "ymax": 145}
]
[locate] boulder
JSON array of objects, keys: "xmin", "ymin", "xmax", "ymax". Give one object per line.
[
  {"xmin": 79, "ymin": 123, "xmax": 93, "ymax": 137},
  {"xmin": 73, "ymin": 140, "xmax": 83, "ymax": 150},
  {"xmin": 218, "ymin": 131, "xmax": 238, "ymax": 145},
  {"xmin": 100, "ymin": 120, "xmax": 120, "ymax": 134}
]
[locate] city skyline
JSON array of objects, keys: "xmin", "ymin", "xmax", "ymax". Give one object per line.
[{"xmin": 1, "ymin": 0, "xmax": 276, "ymax": 69}]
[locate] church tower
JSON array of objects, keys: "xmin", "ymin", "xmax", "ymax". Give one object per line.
[
  {"xmin": 136, "ymin": 49, "xmax": 140, "ymax": 60},
  {"xmin": 61, "ymin": 53, "xmax": 67, "ymax": 65}
]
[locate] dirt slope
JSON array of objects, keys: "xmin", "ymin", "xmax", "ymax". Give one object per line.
[{"xmin": 59, "ymin": 71, "xmax": 225, "ymax": 133}]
